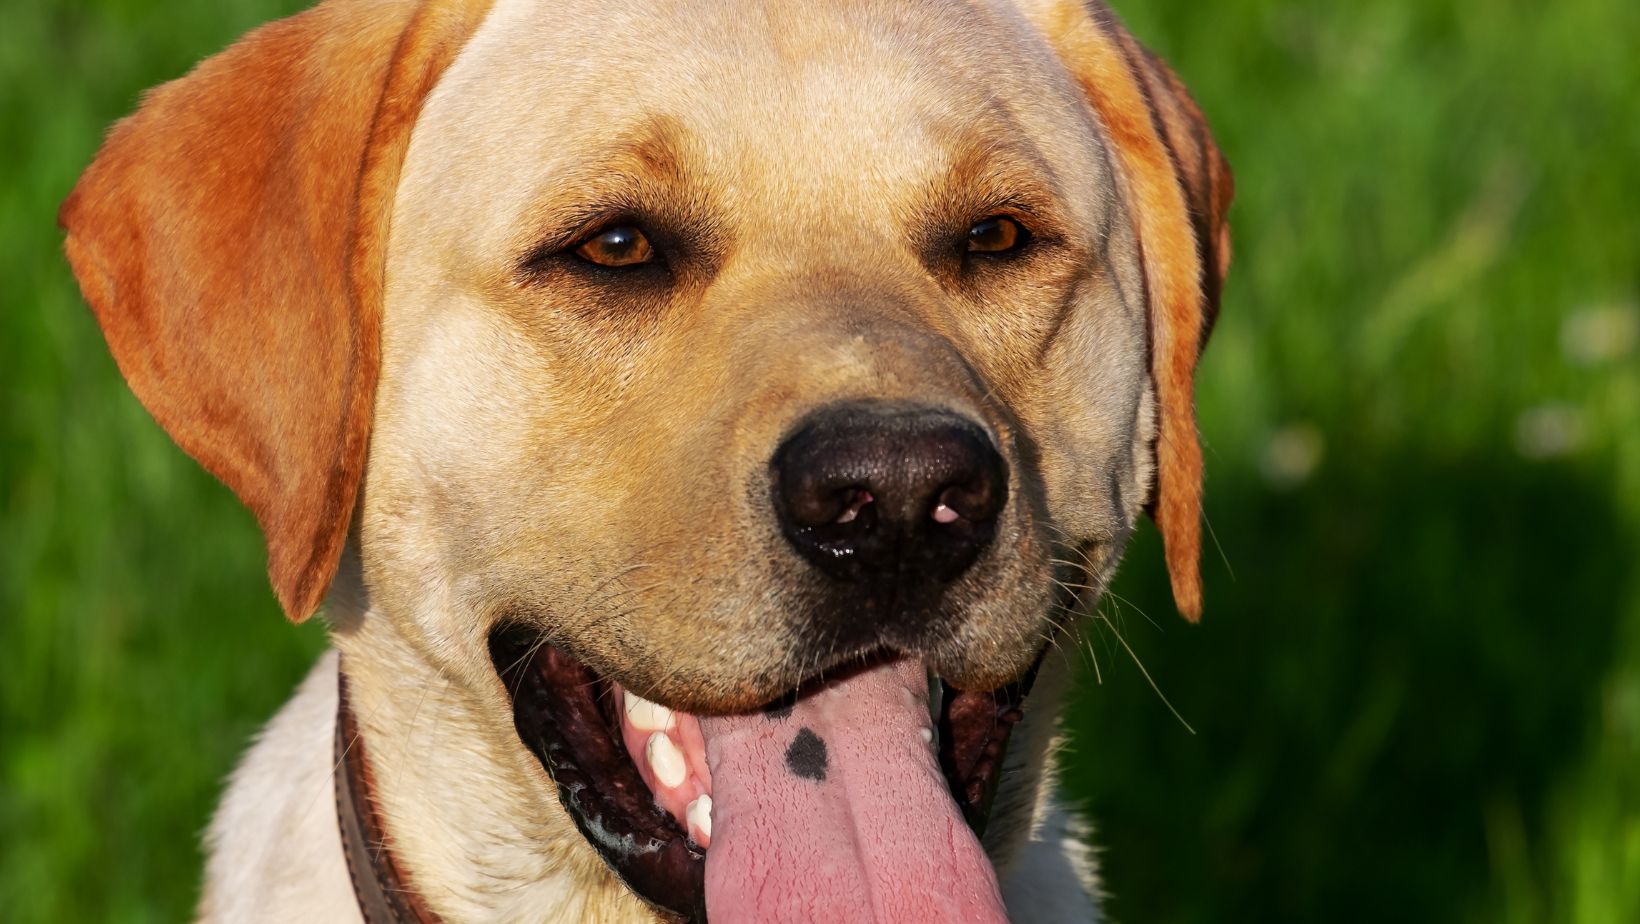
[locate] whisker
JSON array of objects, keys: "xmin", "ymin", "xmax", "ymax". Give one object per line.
[
  {"xmin": 1088, "ymin": 607, "xmax": 1194, "ymax": 734},
  {"xmin": 1103, "ymin": 589, "xmax": 1161, "ymax": 631}
]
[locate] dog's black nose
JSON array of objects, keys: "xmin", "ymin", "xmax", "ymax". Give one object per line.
[{"xmin": 771, "ymin": 403, "xmax": 1007, "ymax": 586}]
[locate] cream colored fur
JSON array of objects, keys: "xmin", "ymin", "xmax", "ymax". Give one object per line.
[{"xmin": 114, "ymin": 0, "xmax": 1226, "ymax": 920}]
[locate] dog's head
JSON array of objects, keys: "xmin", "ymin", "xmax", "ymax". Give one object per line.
[{"xmin": 63, "ymin": 0, "xmax": 1229, "ymax": 918}]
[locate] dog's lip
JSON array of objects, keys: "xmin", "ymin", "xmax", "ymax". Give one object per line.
[
  {"xmin": 487, "ymin": 626, "xmax": 1039, "ymax": 922},
  {"xmin": 492, "ymin": 629, "xmax": 707, "ymax": 918}
]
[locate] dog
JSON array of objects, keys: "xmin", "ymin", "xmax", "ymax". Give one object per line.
[{"xmin": 61, "ymin": 0, "xmax": 1230, "ymax": 920}]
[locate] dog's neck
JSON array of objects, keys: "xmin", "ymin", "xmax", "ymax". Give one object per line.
[
  {"xmin": 334, "ymin": 668, "xmax": 446, "ymax": 923},
  {"xmin": 328, "ymin": 597, "xmax": 658, "ymax": 923}
]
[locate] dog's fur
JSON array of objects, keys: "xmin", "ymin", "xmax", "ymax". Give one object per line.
[{"xmin": 61, "ymin": 0, "xmax": 1229, "ymax": 920}]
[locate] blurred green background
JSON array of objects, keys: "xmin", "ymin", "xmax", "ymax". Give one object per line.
[{"xmin": 2, "ymin": 0, "xmax": 1637, "ymax": 920}]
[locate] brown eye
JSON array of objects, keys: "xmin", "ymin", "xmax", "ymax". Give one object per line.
[
  {"xmin": 966, "ymin": 216, "xmax": 1026, "ymax": 254},
  {"xmin": 574, "ymin": 225, "xmax": 655, "ymax": 267}
]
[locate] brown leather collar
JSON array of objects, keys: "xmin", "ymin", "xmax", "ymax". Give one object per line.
[{"xmin": 335, "ymin": 666, "xmax": 445, "ymax": 924}]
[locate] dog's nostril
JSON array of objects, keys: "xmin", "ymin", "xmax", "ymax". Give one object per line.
[
  {"xmin": 780, "ymin": 481, "xmax": 875, "ymax": 530},
  {"xmin": 770, "ymin": 402, "xmax": 1007, "ymax": 586},
  {"xmin": 932, "ymin": 472, "xmax": 1004, "ymax": 524},
  {"xmin": 835, "ymin": 489, "xmax": 873, "ymax": 525}
]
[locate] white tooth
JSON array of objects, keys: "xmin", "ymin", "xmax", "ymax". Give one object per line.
[
  {"xmin": 625, "ymin": 692, "xmax": 676, "ymax": 731},
  {"xmin": 920, "ymin": 726, "xmax": 934, "ymax": 744},
  {"xmin": 646, "ymin": 732, "xmax": 687, "ymax": 788},
  {"xmin": 687, "ymin": 794, "xmax": 713, "ymax": 841}
]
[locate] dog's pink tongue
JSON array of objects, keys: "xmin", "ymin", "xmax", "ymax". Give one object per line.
[{"xmin": 699, "ymin": 659, "xmax": 1008, "ymax": 923}]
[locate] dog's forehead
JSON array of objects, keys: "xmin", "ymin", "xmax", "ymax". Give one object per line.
[{"xmin": 394, "ymin": 0, "xmax": 1108, "ymax": 264}]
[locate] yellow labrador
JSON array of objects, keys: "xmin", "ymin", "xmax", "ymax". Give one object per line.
[{"xmin": 61, "ymin": 0, "xmax": 1230, "ymax": 920}]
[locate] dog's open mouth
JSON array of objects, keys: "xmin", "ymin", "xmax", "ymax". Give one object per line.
[{"xmin": 490, "ymin": 628, "xmax": 1037, "ymax": 922}]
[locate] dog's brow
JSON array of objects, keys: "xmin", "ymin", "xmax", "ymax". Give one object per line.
[
  {"xmin": 908, "ymin": 138, "xmax": 1067, "ymax": 255},
  {"xmin": 511, "ymin": 117, "xmax": 724, "ymax": 271},
  {"xmin": 623, "ymin": 118, "xmax": 691, "ymax": 187}
]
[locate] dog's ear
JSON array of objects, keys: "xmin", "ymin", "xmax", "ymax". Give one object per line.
[
  {"xmin": 60, "ymin": 0, "xmax": 492, "ymax": 621},
  {"xmin": 1020, "ymin": 0, "xmax": 1233, "ymax": 621}
]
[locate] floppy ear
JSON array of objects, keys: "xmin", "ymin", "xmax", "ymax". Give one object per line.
[
  {"xmin": 60, "ymin": 0, "xmax": 492, "ymax": 621},
  {"xmin": 1020, "ymin": 0, "xmax": 1234, "ymax": 621}
]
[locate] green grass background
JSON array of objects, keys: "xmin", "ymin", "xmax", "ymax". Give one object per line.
[{"xmin": 3, "ymin": 0, "xmax": 1637, "ymax": 920}]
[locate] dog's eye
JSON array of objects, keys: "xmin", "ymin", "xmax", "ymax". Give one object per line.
[
  {"xmin": 966, "ymin": 216, "xmax": 1028, "ymax": 254},
  {"xmin": 574, "ymin": 225, "xmax": 655, "ymax": 268}
]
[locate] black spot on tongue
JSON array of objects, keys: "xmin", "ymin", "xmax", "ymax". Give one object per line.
[{"xmin": 785, "ymin": 727, "xmax": 828, "ymax": 781}]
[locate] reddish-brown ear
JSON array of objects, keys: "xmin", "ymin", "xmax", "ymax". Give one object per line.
[
  {"xmin": 60, "ymin": 0, "xmax": 492, "ymax": 621},
  {"xmin": 1022, "ymin": 0, "xmax": 1234, "ymax": 620}
]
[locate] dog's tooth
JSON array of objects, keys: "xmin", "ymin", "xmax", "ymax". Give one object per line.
[
  {"xmin": 920, "ymin": 726, "xmax": 934, "ymax": 744},
  {"xmin": 646, "ymin": 732, "xmax": 688, "ymax": 788},
  {"xmin": 686, "ymin": 794, "xmax": 713, "ymax": 841},
  {"xmin": 624, "ymin": 691, "xmax": 676, "ymax": 732}
]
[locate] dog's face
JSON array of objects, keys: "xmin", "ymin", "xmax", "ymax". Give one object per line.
[
  {"xmin": 370, "ymin": 0, "xmax": 1142, "ymax": 707},
  {"xmin": 62, "ymin": 0, "xmax": 1229, "ymax": 919}
]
